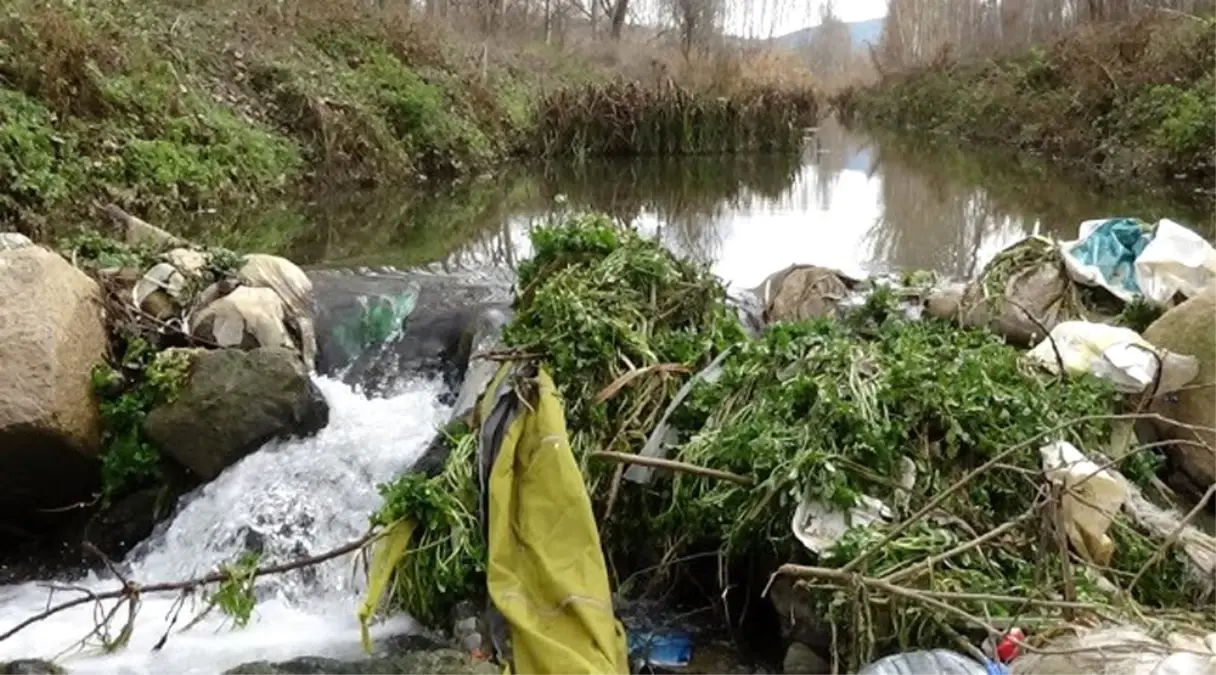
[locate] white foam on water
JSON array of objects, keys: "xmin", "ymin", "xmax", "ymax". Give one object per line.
[{"xmin": 0, "ymin": 375, "xmax": 451, "ymax": 674}]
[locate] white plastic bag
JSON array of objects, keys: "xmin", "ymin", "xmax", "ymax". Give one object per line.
[
  {"xmin": 791, "ymin": 490, "xmax": 892, "ymax": 554},
  {"xmin": 1135, "ymin": 218, "xmax": 1216, "ymax": 305},
  {"xmin": 1039, "ymin": 440, "xmax": 1127, "ymax": 566},
  {"xmin": 1026, "ymin": 320, "xmax": 1199, "ymax": 394}
]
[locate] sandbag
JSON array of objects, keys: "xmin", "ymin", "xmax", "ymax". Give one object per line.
[{"xmin": 928, "ymin": 238, "xmax": 1082, "ymax": 346}]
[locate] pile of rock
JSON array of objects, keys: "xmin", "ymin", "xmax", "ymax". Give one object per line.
[{"xmin": 0, "ymin": 212, "xmax": 329, "ymax": 552}]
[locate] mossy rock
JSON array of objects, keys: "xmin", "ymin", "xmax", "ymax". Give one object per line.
[
  {"xmin": 1, "ymin": 660, "xmax": 65, "ymax": 675},
  {"xmin": 144, "ymin": 347, "xmax": 329, "ymax": 480},
  {"xmin": 224, "ymin": 649, "xmax": 498, "ymax": 675}
]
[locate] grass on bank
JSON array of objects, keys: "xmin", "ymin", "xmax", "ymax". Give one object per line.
[
  {"xmin": 0, "ymin": 0, "xmax": 819, "ymax": 238},
  {"xmin": 835, "ymin": 13, "xmax": 1216, "ymax": 198},
  {"xmin": 367, "ymin": 213, "xmax": 1210, "ymax": 664}
]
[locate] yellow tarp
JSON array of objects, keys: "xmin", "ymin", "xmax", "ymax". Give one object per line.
[
  {"xmin": 357, "ymin": 518, "xmax": 417, "ymax": 652},
  {"xmin": 485, "ymin": 366, "xmax": 630, "ymax": 675}
]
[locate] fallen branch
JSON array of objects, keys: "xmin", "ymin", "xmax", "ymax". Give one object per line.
[
  {"xmin": 589, "ymin": 450, "xmax": 755, "ymax": 487},
  {"xmin": 0, "ymin": 530, "xmax": 379, "ymax": 644}
]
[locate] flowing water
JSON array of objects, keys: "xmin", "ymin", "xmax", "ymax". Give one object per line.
[
  {"xmin": 0, "ymin": 377, "xmax": 449, "ymax": 672},
  {"xmin": 3, "ymin": 121, "xmax": 1212, "ymax": 671}
]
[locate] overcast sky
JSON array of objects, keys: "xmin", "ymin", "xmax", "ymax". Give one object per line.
[{"xmin": 723, "ymin": 0, "xmax": 888, "ymax": 38}]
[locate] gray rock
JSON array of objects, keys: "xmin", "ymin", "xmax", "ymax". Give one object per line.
[
  {"xmin": 783, "ymin": 642, "xmax": 830, "ymax": 674},
  {"xmin": 2, "ymin": 660, "xmax": 65, "ymax": 674},
  {"xmin": 224, "ymin": 649, "xmax": 498, "ymax": 675},
  {"xmin": 767, "ymin": 576, "xmax": 830, "ymax": 652},
  {"xmin": 144, "ymin": 347, "xmax": 329, "ymax": 480}
]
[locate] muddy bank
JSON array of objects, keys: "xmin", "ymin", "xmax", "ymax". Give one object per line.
[{"xmin": 0, "ymin": 0, "xmax": 818, "ymax": 239}]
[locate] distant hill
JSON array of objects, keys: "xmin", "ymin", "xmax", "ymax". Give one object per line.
[{"xmin": 771, "ymin": 17, "xmax": 885, "ymax": 53}]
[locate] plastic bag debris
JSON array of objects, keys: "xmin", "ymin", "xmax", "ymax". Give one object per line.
[
  {"xmin": 792, "ymin": 490, "xmax": 892, "ymax": 554},
  {"xmin": 857, "ymin": 649, "xmax": 993, "ymax": 675},
  {"xmin": 1059, "ymin": 217, "xmax": 1216, "ymax": 304},
  {"xmin": 1059, "ymin": 217, "xmax": 1150, "ymax": 301},
  {"xmin": 1039, "ymin": 440, "xmax": 1127, "ymax": 566},
  {"xmin": 1010, "ymin": 626, "xmax": 1216, "ymax": 675},
  {"xmin": 1026, "ymin": 320, "xmax": 1199, "ymax": 394},
  {"xmin": 627, "ymin": 631, "xmax": 692, "ymax": 668},
  {"xmin": 1136, "ymin": 219, "xmax": 1216, "ymax": 304},
  {"xmin": 625, "ymin": 346, "xmax": 733, "ymax": 485}
]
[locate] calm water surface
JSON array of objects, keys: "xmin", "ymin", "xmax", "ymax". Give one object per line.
[{"xmin": 200, "ymin": 120, "xmax": 1213, "ymax": 289}]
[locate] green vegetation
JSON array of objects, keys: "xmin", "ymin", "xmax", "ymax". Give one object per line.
[
  {"xmin": 837, "ymin": 14, "xmax": 1216, "ymax": 198},
  {"xmin": 208, "ymin": 550, "xmax": 263, "ymax": 629},
  {"xmin": 0, "ymin": 0, "xmax": 820, "ymax": 239},
  {"xmin": 368, "ymin": 214, "xmax": 1209, "ymax": 660},
  {"xmin": 90, "ymin": 337, "xmax": 192, "ymax": 502}
]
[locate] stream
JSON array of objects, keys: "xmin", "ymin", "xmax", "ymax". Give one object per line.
[{"xmin": 1, "ymin": 121, "xmax": 1212, "ymax": 673}]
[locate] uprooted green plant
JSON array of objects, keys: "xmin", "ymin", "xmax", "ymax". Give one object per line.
[{"xmin": 370, "ymin": 424, "xmax": 484, "ymax": 627}]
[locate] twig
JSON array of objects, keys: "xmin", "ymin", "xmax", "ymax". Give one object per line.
[
  {"xmin": 1047, "ymin": 484, "xmax": 1078, "ymax": 619},
  {"xmin": 589, "ymin": 450, "xmax": 755, "ymax": 487},
  {"xmin": 883, "ymin": 509, "xmax": 1037, "ymax": 584},
  {"xmin": 0, "ymin": 530, "xmax": 379, "ymax": 643},
  {"xmin": 1007, "ymin": 297, "xmax": 1065, "ymax": 377}
]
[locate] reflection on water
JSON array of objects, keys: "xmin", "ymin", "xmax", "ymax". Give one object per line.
[{"xmin": 203, "ymin": 120, "xmax": 1213, "ymax": 288}]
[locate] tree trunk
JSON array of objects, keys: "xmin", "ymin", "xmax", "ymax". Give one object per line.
[{"xmin": 609, "ymin": 0, "xmax": 628, "ymax": 39}]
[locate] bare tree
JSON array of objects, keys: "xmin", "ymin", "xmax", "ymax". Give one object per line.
[{"xmin": 664, "ymin": 0, "xmax": 726, "ymax": 60}]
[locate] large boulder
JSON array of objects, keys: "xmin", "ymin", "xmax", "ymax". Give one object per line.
[
  {"xmin": 767, "ymin": 575, "xmax": 831, "ymax": 654},
  {"xmin": 1142, "ymin": 284, "xmax": 1216, "ymax": 491},
  {"xmin": 752, "ymin": 264, "xmax": 857, "ymax": 324},
  {"xmin": 224, "ymin": 649, "xmax": 498, "ymax": 674},
  {"xmin": 144, "ymin": 347, "xmax": 330, "ymax": 480},
  {"xmin": 0, "ymin": 232, "xmax": 33, "ymax": 251},
  {"xmin": 0, "ymin": 246, "xmax": 108, "ymax": 521}
]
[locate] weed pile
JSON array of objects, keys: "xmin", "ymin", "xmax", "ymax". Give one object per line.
[
  {"xmin": 533, "ymin": 81, "xmax": 818, "ymax": 159},
  {"xmin": 837, "ymin": 13, "xmax": 1216, "ymax": 198},
  {"xmin": 368, "ymin": 213, "xmax": 1209, "ymax": 663}
]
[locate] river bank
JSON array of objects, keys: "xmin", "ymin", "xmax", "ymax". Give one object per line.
[
  {"xmin": 835, "ymin": 12, "xmax": 1215, "ymax": 203},
  {"xmin": 0, "ymin": 0, "xmax": 818, "ymax": 240}
]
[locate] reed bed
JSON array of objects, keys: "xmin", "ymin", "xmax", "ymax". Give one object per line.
[{"xmin": 532, "ymin": 80, "xmax": 819, "ymax": 159}]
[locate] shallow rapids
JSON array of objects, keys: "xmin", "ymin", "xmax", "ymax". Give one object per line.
[{"xmin": 0, "ymin": 375, "xmax": 450, "ymax": 674}]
